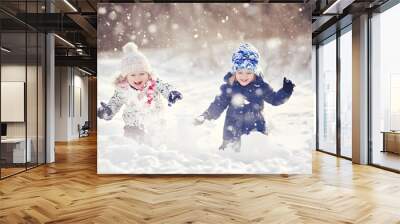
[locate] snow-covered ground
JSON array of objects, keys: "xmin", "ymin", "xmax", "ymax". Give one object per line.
[{"xmin": 97, "ymin": 39, "xmax": 314, "ymax": 174}]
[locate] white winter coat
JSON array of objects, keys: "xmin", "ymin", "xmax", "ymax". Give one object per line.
[{"xmin": 102, "ymin": 78, "xmax": 176, "ymax": 130}]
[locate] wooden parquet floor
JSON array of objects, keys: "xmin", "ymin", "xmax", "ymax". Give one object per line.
[{"xmin": 1, "ymin": 135, "xmax": 400, "ymax": 224}]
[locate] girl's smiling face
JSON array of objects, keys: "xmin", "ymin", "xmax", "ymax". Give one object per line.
[
  {"xmin": 127, "ymin": 72, "xmax": 150, "ymax": 90},
  {"xmin": 235, "ymin": 69, "xmax": 255, "ymax": 86}
]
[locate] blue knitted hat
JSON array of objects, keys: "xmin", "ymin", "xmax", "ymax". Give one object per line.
[{"xmin": 231, "ymin": 43, "xmax": 260, "ymax": 75}]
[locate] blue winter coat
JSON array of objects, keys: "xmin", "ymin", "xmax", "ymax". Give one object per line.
[{"xmin": 202, "ymin": 73, "xmax": 293, "ymax": 142}]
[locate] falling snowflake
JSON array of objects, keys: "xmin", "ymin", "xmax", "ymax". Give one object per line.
[
  {"xmin": 148, "ymin": 24, "xmax": 157, "ymax": 33},
  {"xmin": 255, "ymin": 88, "xmax": 263, "ymax": 96},
  {"xmin": 244, "ymin": 112, "xmax": 255, "ymax": 122},
  {"xmin": 113, "ymin": 5, "xmax": 123, "ymax": 13},
  {"xmin": 172, "ymin": 24, "xmax": 179, "ymax": 30},
  {"xmin": 231, "ymin": 94, "xmax": 249, "ymax": 107},
  {"xmin": 266, "ymin": 38, "xmax": 282, "ymax": 49},
  {"xmin": 98, "ymin": 7, "xmax": 107, "ymax": 15},
  {"xmin": 298, "ymin": 45, "xmax": 307, "ymax": 52},
  {"xmin": 108, "ymin": 11, "xmax": 117, "ymax": 20},
  {"xmin": 113, "ymin": 23, "xmax": 125, "ymax": 35}
]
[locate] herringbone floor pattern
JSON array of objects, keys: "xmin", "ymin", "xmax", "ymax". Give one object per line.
[{"xmin": 1, "ymin": 135, "xmax": 400, "ymax": 224}]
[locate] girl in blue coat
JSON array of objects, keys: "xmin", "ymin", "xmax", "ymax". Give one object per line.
[{"xmin": 194, "ymin": 43, "xmax": 295, "ymax": 152}]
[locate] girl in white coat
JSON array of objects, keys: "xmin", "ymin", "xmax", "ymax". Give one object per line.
[{"xmin": 97, "ymin": 42, "xmax": 182, "ymax": 140}]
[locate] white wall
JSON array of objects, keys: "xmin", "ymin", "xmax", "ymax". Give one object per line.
[
  {"xmin": 1, "ymin": 65, "xmax": 26, "ymax": 143},
  {"xmin": 55, "ymin": 66, "xmax": 70, "ymax": 141},
  {"xmin": 71, "ymin": 73, "xmax": 89, "ymax": 138},
  {"xmin": 55, "ymin": 67, "xmax": 89, "ymax": 141},
  {"xmin": 1, "ymin": 65, "xmax": 34, "ymax": 138}
]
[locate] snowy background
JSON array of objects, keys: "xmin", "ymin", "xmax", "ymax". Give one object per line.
[{"xmin": 97, "ymin": 3, "xmax": 314, "ymax": 174}]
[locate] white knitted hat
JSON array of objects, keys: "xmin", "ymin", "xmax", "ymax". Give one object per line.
[{"xmin": 120, "ymin": 42, "xmax": 152, "ymax": 76}]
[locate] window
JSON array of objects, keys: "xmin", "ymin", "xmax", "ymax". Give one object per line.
[
  {"xmin": 317, "ymin": 36, "xmax": 337, "ymax": 154},
  {"xmin": 390, "ymin": 74, "xmax": 400, "ymax": 130},
  {"xmin": 339, "ymin": 28, "xmax": 352, "ymax": 158},
  {"xmin": 371, "ymin": 2, "xmax": 400, "ymax": 171}
]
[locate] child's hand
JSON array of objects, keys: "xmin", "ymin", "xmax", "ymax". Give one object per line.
[
  {"xmin": 97, "ymin": 102, "xmax": 112, "ymax": 119},
  {"xmin": 282, "ymin": 77, "xmax": 295, "ymax": 93},
  {"xmin": 168, "ymin": 90, "xmax": 183, "ymax": 106},
  {"xmin": 193, "ymin": 115, "xmax": 206, "ymax": 126}
]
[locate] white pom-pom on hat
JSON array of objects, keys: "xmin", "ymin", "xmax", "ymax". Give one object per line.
[
  {"xmin": 122, "ymin": 42, "xmax": 139, "ymax": 54},
  {"xmin": 120, "ymin": 42, "xmax": 152, "ymax": 76}
]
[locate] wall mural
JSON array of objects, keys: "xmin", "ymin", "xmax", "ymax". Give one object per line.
[{"xmin": 97, "ymin": 3, "xmax": 313, "ymax": 174}]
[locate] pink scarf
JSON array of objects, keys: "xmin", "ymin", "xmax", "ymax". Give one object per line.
[{"xmin": 146, "ymin": 79, "xmax": 156, "ymax": 105}]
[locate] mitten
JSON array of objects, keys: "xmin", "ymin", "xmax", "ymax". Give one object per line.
[
  {"xmin": 97, "ymin": 102, "xmax": 112, "ymax": 120},
  {"xmin": 282, "ymin": 77, "xmax": 295, "ymax": 93},
  {"xmin": 168, "ymin": 90, "xmax": 183, "ymax": 106}
]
